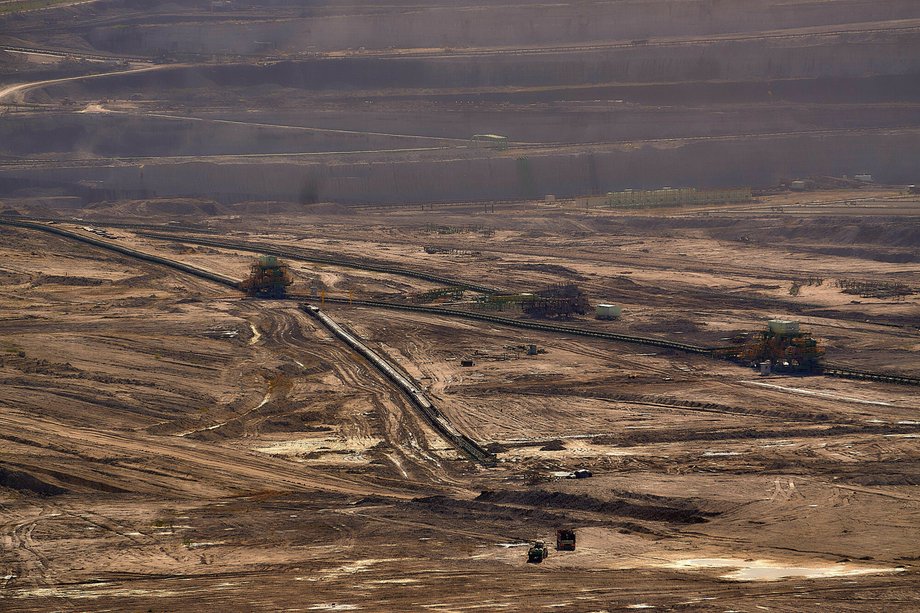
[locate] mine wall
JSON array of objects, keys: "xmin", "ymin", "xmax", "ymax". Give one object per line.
[
  {"xmin": 4, "ymin": 130, "xmax": 919, "ymax": 205},
  {"xmin": 82, "ymin": 0, "xmax": 920, "ymax": 55},
  {"xmin": 0, "ymin": 101, "xmax": 920, "ymax": 157},
  {"xmin": 0, "ymin": 114, "xmax": 446, "ymax": 157},
  {"xmin": 203, "ymin": 99, "xmax": 920, "ymax": 145},
  {"xmin": 4, "ymin": 98, "xmax": 920, "ymax": 157},
  {"xmin": 40, "ymin": 35, "xmax": 920, "ymax": 95},
  {"xmin": 23, "ymin": 61, "xmax": 920, "ymax": 111}
]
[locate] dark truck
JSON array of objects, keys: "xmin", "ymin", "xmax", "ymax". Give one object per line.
[
  {"xmin": 527, "ymin": 541, "xmax": 549, "ymax": 563},
  {"xmin": 556, "ymin": 529, "xmax": 576, "ymax": 551}
]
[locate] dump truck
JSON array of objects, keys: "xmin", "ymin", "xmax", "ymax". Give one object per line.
[
  {"xmin": 556, "ymin": 529, "xmax": 576, "ymax": 551},
  {"xmin": 527, "ymin": 541, "xmax": 549, "ymax": 563}
]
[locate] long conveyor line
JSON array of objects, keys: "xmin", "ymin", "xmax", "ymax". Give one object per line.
[
  {"xmin": 297, "ymin": 298, "xmax": 920, "ymax": 386},
  {"xmin": 821, "ymin": 367, "xmax": 920, "ymax": 387},
  {"xmin": 302, "ymin": 304, "xmax": 496, "ymax": 465},
  {"xmin": 0, "ymin": 219, "xmax": 239, "ymax": 287},
  {"xmin": 5, "ymin": 218, "xmax": 918, "ymax": 386},
  {"xmin": 0, "ymin": 218, "xmax": 496, "ymax": 464},
  {"xmin": 297, "ymin": 296, "xmax": 714, "ymax": 354},
  {"xmin": 135, "ymin": 231, "xmax": 502, "ymax": 294}
]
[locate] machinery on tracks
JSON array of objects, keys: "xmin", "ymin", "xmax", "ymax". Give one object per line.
[
  {"xmin": 478, "ymin": 284, "xmax": 590, "ymax": 319},
  {"xmin": 302, "ymin": 296, "xmax": 712, "ymax": 354},
  {"xmin": 522, "ymin": 284, "xmax": 590, "ymax": 319},
  {"xmin": 717, "ymin": 319, "xmax": 824, "ymax": 374},
  {"xmin": 5, "ymin": 219, "xmax": 918, "ymax": 387},
  {"xmin": 240, "ymin": 255, "xmax": 294, "ymax": 298}
]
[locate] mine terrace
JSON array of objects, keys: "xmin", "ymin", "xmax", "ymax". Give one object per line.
[{"xmin": 1, "ymin": 1, "xmax": 918, "ymax": 611}]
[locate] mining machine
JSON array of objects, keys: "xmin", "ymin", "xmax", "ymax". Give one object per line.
[
  {"xmin": 240, "ymin": 255, "xmax": 294, "ymax": 298},
  {"xmin": 556, "ymin": 529, "xmax": 576, "ymax": 551},
  {"xmin": 522, "ymin": 284, "xmax": 590, "ymax": 319},
  {"xmin": 718, "ymin": 320, "xmax": 824, "ymax": 373},
  {"xmin": 527, "ymin": 540, "xmax": 549, "ymax": 563}
]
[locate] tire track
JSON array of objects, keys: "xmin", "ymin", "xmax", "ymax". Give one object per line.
[{"xmin": 228, "ymin": 304, "xmax": 467, "ymax": 486}]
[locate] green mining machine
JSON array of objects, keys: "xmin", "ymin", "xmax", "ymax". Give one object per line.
[{"xmin": 240, "ymin": 255, "xmax": 294, "ymax": 298}]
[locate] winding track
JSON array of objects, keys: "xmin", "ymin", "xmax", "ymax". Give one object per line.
[
  {"xmin": 0, "ymin": 63, "xmax": 172, "ymax": 104},
  {"xmin": 3, "ymin": 126, "xmax": 919, "ymax": 170},
  {"xmin": 1, "ymin": 217, "xmax": 500, "ymax": 465}
]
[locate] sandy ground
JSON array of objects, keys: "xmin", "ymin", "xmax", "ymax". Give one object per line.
[
  {"xmin": 1, "ymin": 2, "xmax": 918, "ymax": 609},
  {"xmin": 0, "ymin": 193, "xmax": 917, "ymax": 611}
]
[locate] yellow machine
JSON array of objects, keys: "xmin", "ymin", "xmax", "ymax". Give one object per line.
[{"xmin": 720, "ymin": 320, "xmax": 824, "ymax": 373}]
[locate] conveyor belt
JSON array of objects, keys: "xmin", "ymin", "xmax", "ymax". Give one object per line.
[
  {"xmin": 302, "ymin": 304, "xmax": 496, "ymax": 465},
  {"xmin": 0, "ymin": 219, "xmax": 238, "ymax": 287},
  {"xmin": 136, "ymin": 232, "xmax": 501, "ymax": 294},
  {"xmin": 298, "ymin": 296, "xmax": 714, "ymax": 354},
  {"xmin": 6, "ymin": 218, "xmax": 917, "ymax": 387}
]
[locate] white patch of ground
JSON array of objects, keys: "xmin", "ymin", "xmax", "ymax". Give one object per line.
[
  {"xmin": 665, "ymin": 557, "xmax": 903, "ymax": 581},
  {"xmin": 254, "ymin": 434, "xmax": 381, "ymax": 464}
]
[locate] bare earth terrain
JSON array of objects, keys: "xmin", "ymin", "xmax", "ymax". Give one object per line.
[
  {"xmin": 1, "ymin": 1, "xmax": 919, "ymax": 611},
  {"xmin": 1, "ymin": 192, "xmax": 918, "ymax": 611}
]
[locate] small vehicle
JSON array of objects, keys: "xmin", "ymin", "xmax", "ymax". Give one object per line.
[
  {"xmin": 527, "ymin": 540, "xmax": 548, "ymax": 563},
  {"xmin": 556, "ymin": 529, "xmax": 576, "ymax": 551},
  {"xmin": 566, "ymin": 468, "xmax": 593, "ymax": 479}
]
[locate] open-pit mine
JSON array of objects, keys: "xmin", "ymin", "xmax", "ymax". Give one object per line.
[{"xmin": 1, "ymin": 1, "xmax": 918, "ymax": 611}]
